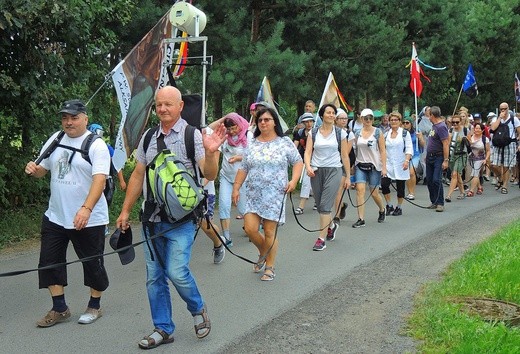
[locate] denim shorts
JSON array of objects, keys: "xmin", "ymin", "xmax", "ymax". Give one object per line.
[{"xmin": 354, "ymin": 165, "xmax": 382, "ymax": 186}]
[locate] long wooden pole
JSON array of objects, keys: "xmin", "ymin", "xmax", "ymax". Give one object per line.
[{"xmin": 452, "ymin": 85, "xmax": 463, "ymax": 116}]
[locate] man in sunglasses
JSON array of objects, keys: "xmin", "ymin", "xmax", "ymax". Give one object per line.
[{"xmin": 489, "ymin": 102, "xmax": 520, "ymax": 194}]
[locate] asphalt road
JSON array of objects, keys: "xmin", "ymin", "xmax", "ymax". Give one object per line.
[{"xmin": 1, "ymin": 182, "xmax": 519, "ymax": 354}]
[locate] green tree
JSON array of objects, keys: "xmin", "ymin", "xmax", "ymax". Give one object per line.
[{"xmin": 0, "ymin": 0, "xmax": 133, "ymax": 208}]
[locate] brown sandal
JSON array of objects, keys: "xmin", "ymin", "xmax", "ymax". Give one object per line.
[
  {"xmin": 193, "ymin": 305, "xmax": 211, "ymax": 339},
  {"xmin": 138, "ymin": 329, "xmax": 174, "ymax": 349}
]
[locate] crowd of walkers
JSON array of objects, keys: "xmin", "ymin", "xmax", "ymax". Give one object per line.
[
  {"xmin": 221, "ymin": 100, "xmax": 520, "ymax": 259},
  {"xmin": 27, "ymin": 91, "xmax": 519, "ymax": 350}
]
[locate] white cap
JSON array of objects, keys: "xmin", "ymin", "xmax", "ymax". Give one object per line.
[
  {"xmin": 360, "ymin": 108, "xmax": 374, "ymax": 117},
  {"xmin": 468, "ymin": 114, "xmax": 474, "ymax": 121},
  {"xmin": 336, "ymin": 108, "xmax": 347, "ymax": 118},
  {"xmin": 487, "ymin": 112, "xmax": 497, "ymax": 117}
]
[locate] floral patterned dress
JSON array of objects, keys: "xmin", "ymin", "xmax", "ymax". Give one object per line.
[{"xmin": 241, "ymin": 136, "xmax": 302, "ymax": 223}]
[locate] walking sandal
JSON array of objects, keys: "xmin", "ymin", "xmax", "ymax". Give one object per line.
[
  {"xmin": 193, "ymin": 305, "xmax": 211, "ymax": 339},
  {"xmin": 138, "ymin": 329, "xmax": 174, "ymax": 349},
  {"xmin": 261, "ymin": 266, "xmax": 276, "ymax": 281}
]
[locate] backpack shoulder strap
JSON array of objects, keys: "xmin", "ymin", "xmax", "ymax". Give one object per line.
[
  {"xmin": 143, "ymin": 125, "xmax": 160, "ymax": 154},
  {"xmin": 184, "ymin": 124, "xmax": 204, "ymax": 179},
  {"xmin": 334, "ymin": 126, "xmax": 342, "ymax": 153},
  {"xmin": 311, "ymin": 127, "xmax": 318, "ymax": 149},
  {"xmin": 374, "ymin": 127, "xmax": 381, "ymax": 140},
  {"xmin": 80, "ymin": 133, "xmax": 101, "ymax": 165}
]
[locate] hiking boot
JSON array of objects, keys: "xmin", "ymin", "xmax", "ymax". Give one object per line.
[
  {"xmin": 436, "ymin": 205, "xmax": 444, "ymax": 212},
  {"xmin": 378, "ymin": 210, "xmax": 386, "ymax": 223},
  {"xmin": 352, "ymin": 218, "xmax": 366, "ymax": 228},
  {"xmin": 213, "ymin": 244, "xmax": 225, "ymax": 264},
  {"xmin": 78, "ymin": 307, "xmax": 102, "ymax": 324},
  {"xmin": 339, "ymin": 202, "xmax": 348, "ymax": 219},
  {"xmin": 37, "ymin": 307, "xmax": 71, "ymax": 327},
  {"xmin": 326, "ymin": 221, "xmax": 339, "ymax": 241},
  {"xmin": 312, "ymin": 238, "xmax": 326, "ymax": 251},
  {"xmin": 392, "ymin": 206, "xmax": 402, "ymax": 216},
  {"xmin": 385, "ymin": 205, "xmax": 394, "ymax": 216},
  {"xmin": 427, "ymin": 204, "xmax": 437, "ymax": 209}
]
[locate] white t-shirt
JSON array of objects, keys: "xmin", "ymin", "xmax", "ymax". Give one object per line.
[{"xmin": 40, "ymin": 131, "xmax": 110, "ymax": 229}]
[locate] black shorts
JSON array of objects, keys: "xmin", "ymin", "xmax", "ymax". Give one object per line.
[{"xmin": 38, "ymin": 215, "xmax": 109, "ymax": 291}]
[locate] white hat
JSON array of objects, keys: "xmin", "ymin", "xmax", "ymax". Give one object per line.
[
  {"xmin": 487, "ymin": 112, "xmax": 497, "ymax": 118},
  {"xmin": 360, "ymin": 108, "xmax": 374, "ymax": 117},
  {"xmin": 336, "ymin": 108, "xmax": 347, "ymax": 118},
  {"xmin": 468, "ymin": 114, "xmax": 474, "ymax": 121},
  {"xmin": 299, "ymin": 112, "xmax": 315, "ymax": 122}
]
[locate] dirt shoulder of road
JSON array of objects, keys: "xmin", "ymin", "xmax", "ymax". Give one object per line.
[{"xmin": 220, "ymin": 197, "xmax": 520, "ymax": 353}]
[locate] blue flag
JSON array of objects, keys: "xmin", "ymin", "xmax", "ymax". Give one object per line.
[{"xmin": 462, "ymin": 64, "xmax": 478, "ymax": 98}]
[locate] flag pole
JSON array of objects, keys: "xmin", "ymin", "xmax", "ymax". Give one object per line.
[
  {"xmin": 414, "ymin": 77, "xmax": 419, "ymax": 151},
  {"xmin": 452, "ymin": 84, "xmax": 463, "ymax": 116}
]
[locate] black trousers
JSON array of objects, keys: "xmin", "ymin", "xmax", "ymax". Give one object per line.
[{"xmin": 381, "ymin": 177, "xmax": 406, "ymax": 199}]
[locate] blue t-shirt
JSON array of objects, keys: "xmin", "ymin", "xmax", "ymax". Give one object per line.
[{"xmin": 427, "ymin": 121, "xmax": 449, "ymax": 154}]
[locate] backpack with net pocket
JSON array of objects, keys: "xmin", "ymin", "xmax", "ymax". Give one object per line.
[{"xmin": 144, "ymin": 125, "xmax": 206, "ymax": 222}]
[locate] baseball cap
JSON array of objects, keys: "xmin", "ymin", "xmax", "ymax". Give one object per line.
[
  {"xmin": 109, "ymin": 227, "xmax": 135, "ymax": 265},
  {"xmin": 360, "ymin": 108, "xmax": 374, "ymax": 117},
  {"xmin": 59, "ymin": 99, "xmax": 87, "ymax": 115},
  {"xmin": 487, "ymin": 112, "xmax": 497, "ymax": 118}
]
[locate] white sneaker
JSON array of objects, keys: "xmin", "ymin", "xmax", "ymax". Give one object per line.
[{"xmin": 78, "ymin": 307, "xmax": 102, "ymax": 324}]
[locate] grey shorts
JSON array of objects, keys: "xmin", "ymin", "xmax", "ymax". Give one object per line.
[{"xmin": 310, "ymin": 167, "xmax": 342, "ymax": 214}]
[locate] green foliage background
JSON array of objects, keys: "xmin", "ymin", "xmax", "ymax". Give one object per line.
[{"xmin": 2, "ymin": 0, "xmax": 520, "ymax": 215}]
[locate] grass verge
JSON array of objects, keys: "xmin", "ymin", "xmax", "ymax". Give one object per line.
[{"xmin": 407, "ymin": 219, "xmax": 520, "ymax": 352}]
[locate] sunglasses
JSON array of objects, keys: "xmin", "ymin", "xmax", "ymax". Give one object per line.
[
  {"xmin": 500, "ymin": 108, "xmax": 508, "ymax": 111},
  {"xmin": 257, "ymin": 117, "xmax": 274, "ymax": 123},
  {"xmin": 403, "ymin": 121, "xmax": 411, "ymax": 124},
  {"xmin": 452, "ymin": 121, "xmax": 460, "ymax": 124},
  {"xmin": 362, "ymin": 116, "xmax": 374, "ymax": 121}
]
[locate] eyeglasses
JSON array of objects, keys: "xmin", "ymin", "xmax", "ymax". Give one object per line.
[
  {"xmin": 452, "ymin": 121, "xmax": 460, "ymax": 124},
  {"xmin": 336, "ymin": 117, "xmax": 348, "ymax": 120},
  {"xmin": 389, "ymin": 119, "xmax": 400, "ymax": 122},
  {"xmin": 257, "ymin": 117, "xmax": 274, "ymax": 123}
]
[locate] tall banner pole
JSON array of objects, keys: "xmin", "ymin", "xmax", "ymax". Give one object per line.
[
  {"xmin": 452, "ymin": 85, "xmax": 463, "ymax": 116},
  {"xmin": 414, "ymin": 78, "xmax": 419, "ymax": 151}
]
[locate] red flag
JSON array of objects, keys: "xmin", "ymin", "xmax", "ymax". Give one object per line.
[{"xmin": 409, "ymin": 43, "xmax": 423, "ymax": 97}]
